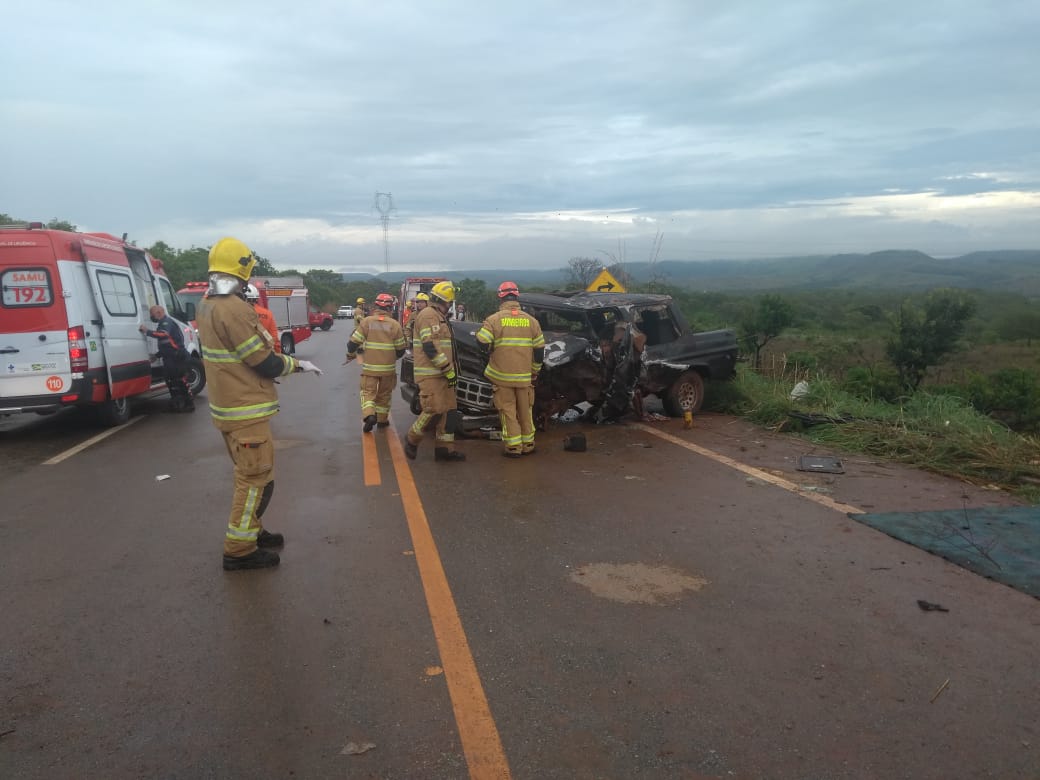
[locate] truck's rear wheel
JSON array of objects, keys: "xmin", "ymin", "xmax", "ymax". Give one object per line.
[
  {"xmin": 664, "ymin": 370, "xmax": 705, "ymax": 417},
  {"xmin": 98, "ymin": 396, "xmax": 131, "ymax": 426},
  {"xmin": 281, "ymin": 334, "xmax": 295, "ymax": 354},
  {"xmin": 320, "ymin": 319, "xmax": 332, "ymax": 331},
  {"xmin": 185, "ymin": 356, "xmax": 206, "ymax": 396}
]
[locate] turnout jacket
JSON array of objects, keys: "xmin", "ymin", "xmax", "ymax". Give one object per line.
[
  {"xmin": 348, "ymin": 310, "xmax": 407, "ymax": 376},
  {"xmin": 411, "ymin": 305, "xmax": 455, "ymax": 380},
  {"xmin": 197, "ymin": 293, "xmax": 299, "ymax": 431},
  {"xmin": 476, "ymin": 301, "xmax": 545, "ymax": 387}
]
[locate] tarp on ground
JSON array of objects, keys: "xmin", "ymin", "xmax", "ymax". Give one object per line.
[{"xmin": 850, "ymin": 505, "xmax": 1040, "ymax": 599}]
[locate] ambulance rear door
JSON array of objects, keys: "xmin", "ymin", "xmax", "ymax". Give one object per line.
[{"xmin": 83, "ymin": 256, "xmax": 151, "ymax": 400}]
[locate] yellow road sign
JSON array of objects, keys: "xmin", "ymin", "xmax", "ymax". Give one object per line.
[{"xmin": 587, "ymin": 268, "xmax": 626, "ymax": 293}]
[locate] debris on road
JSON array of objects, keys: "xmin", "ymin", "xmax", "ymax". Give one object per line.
[
  {"xmin": 917, "ymin": 600, "xmax": 950, "ymax": 612},
  {"xmin": 930, "ymin": 678, "xmax": 951, "ymax": 703},
  {"xmin": 564, "ymin": 433, "xmax": 587, "ymax": 452},
  {"xmin": 155, "ymin": 474, "xmax": 171, "ymax": 481},
  {"xmin": 797, "ymin": 455, "xmax": 845, "ymax": 474},
  {"xmin": 341, "ymin": 741, "xmax": 377, "ymax": 756}
]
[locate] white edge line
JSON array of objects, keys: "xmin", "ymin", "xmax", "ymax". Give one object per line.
[
  {"xmin": 43, "ymin": 415, "xmax": 146, "ymax": 465},
  {"xmin": 631, "ymin": 422, "xmax": 865, "ymax": 516}
]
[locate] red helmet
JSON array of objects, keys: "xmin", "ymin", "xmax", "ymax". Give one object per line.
[
  {"xmin": 497, "ymin": 281, "xmax": 520, "ymax": 299},
  {"xmin": 374, "ymin": 292, "xmax": 395, "ymax": 310}
]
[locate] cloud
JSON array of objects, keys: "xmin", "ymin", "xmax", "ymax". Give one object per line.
[{"xmin": 3, "ymin": 1, "xmax": 1038, "ymax": 271}]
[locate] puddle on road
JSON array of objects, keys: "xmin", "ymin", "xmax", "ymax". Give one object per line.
[{"xmin": 570, "ymin": 562, "xmax": 708, "ymax": 605}]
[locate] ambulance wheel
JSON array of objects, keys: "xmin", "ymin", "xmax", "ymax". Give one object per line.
[
  {"xmin": 98, "ymin": 396, "xmax": 131, "ymax": 426},
  {"xmin": 281, "ymin": 334, "xmax": 295, "ymax": 354},
  {"xmin": 185, "ymin": 356, "xmax": 206, "ymax": 396}
]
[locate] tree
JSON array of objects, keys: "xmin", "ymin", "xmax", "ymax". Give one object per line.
[
  {"xmin": 885, "ymin": 289, "xmax": 976, "ymax": 391},
  {"xmin": 739, "ymin": 294, "xmax": 794, "ymax": 370},
  {"xmin": 566, "ymin": 257, "xmax": 600, "ymax": 290}
]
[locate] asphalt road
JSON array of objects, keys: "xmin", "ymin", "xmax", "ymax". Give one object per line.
[{"xmin": 1, "ymin": 325, "xmax": 1038, "ymax": 780}]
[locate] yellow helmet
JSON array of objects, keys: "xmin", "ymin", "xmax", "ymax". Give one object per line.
[
  {"xmin": 208, "ymin": 237, "xmax": 257, "ymax": 280},
  {"xmin": 415, "ymin": 292, "xmax": 430, "ymax": 302},
  {"xmin": 356, "ymin": 297, "xmax": 365, "ymax": 304},
  {"xmin": 430, "ymin": 281, "xmax": 455, "ymax": 304}
]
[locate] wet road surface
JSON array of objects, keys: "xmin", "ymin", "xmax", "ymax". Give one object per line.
[{"xmin": 2, "ymin": 328, "xmax": 1038, "ymax": 779}]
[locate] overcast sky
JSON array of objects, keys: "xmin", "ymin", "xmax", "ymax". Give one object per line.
[{"xmin": 4, "ymin": 1, "xmax": 1039, "ymax": 273}]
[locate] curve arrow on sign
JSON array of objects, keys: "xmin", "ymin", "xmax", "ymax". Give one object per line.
[{"xmin": 597, "ymin": 282, "xmax": 615, "ymax": 292}]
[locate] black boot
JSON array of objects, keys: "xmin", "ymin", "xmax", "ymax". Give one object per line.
[
  {"xmin": 223, "ymin": 548, "xmax": 280, "ymax": 571},
  {"xmin": 404, "ymin": 440, "xmax": 418, "ymax": 459},
  {"xmin": 257, "ymin": 529, "xmax": 284, "ymax": 548},
  {"xmin": 435, "ymin": 447, "xmax": 466, "ymax": 462},
  {"xmin": 363, "ymin": 414, "xmax": 377, "ymax": 433}
]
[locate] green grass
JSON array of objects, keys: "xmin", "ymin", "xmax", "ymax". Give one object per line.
[{"xmin": 704, "ymin": 367, "xmax": 1040, "ymax": 501}]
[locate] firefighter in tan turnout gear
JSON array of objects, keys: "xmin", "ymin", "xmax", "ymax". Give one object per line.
[
  {"xmin": 344, "ymin": 292, "xmax": 406, "ymax": 432},
  {"xmin": 476, "ymin": 282, "xmax": 545, "ymax": 457},
  {"xmin": 197, "ymin": 237, "xmax": 323, "ymax": 571},
  {"xmin": 404, "ymin": 281, "xmax": 465, "ymax": 462}
]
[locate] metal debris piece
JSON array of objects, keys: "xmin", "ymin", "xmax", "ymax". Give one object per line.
[
  {"xmin": 797, "ymin": 455, "xmax": 845, "ymax": 474},
  {"xmin": 930, "ymin": 678, "xmax": 951, "ymax": 703},
  {"xmin": 155, "ymin": 474, "xmax": 171, "ymax": 481},
  {"xmin": 917, "ymin": 600, "xmax": 949, "ymax": 612},
  {"xmin": 341, "ymin": 741, "xmax": 377, "ymax": 756}
]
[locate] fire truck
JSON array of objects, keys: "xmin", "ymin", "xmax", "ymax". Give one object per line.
[
  {"xmin": 399, "ymin": 276, "xmax": 453, "ymax": 321},
  {"xmin": 178, "ymin": 276, "xmax": 314, "ymax": 354}
]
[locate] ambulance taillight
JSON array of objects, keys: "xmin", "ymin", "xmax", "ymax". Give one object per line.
[{"xmin": 68, "ymin": 326, "xmax": 88, "ymax": 372}]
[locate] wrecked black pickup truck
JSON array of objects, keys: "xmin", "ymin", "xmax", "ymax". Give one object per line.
[{"xmin": 399, "ymin": 291, "xmax": 738, "ymax": 424}]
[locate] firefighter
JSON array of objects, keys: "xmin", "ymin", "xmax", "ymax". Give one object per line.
[
  {"xmin": 404, "ymin": 281, "xmax": 464, "ymax": 462},
  {"xmin": 403, "ymin": 292, "xmax": 429, "ymax": 349},
  {"xmin": 476, "ymin": 282, "xmax": 545, "ymax": 456},
  {"xmin": 197, "ymin": 237, "xmax": 323, "ymax": 571},
  {"xmin": 244, "ymin": 283, "xmax": 281, "ymax": 353},
  {"xmin": 344, "ymin": 292, "xmax": 406, "ymax": 432},
  {"xmin": 139, "ymin": 304, "xmax": 194, "ymax": 412},
  {"xmin": 355, "ymin": 296, "xmax": 367, "ymax": 319}
]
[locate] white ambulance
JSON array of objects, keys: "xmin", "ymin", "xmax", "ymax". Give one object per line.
[{"xmin": 0, "ymin": 222, "xmax": 204, "ymax": 425}]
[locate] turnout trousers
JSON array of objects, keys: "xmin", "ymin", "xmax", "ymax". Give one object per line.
[
  {"xmin": 493, "ymin": 384, "xmax": 535, "ymax": 455},
  {"xmin": 360, "ymin": 373, "xmax": 396, "ymax": 423},
  {"xmin": 407, "ymin": 376, "xmax": 457, "ymax": 449},
  {"xmin": 221, "ymin": 419, "xmax": 276, "ymax": 557}
]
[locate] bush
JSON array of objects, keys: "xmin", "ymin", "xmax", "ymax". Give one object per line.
[
  {"xmin": 842, "ymin": 365, "xmax": 903, "ymax": 403},
  {"xmin": 966, "ymin": 368, "xmax": 1040, "ymax": 433}
]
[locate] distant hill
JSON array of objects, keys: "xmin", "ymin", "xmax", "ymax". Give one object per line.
[{"xmin": 342, "ymin": 250, "xmax": 1040, "ymax": 295}]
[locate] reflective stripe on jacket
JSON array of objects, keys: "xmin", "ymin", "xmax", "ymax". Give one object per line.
[
  {"xmin": 476, "ymin": 302, "xmax": 545, "ymax": 387},
  {"xmin": 197, "ymin": 293, "xmax": 297, "ymax": 431}
]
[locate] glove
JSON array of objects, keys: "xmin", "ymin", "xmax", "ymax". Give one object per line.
[
  {"xmin": 444, "ymin": 368, "xmax": 457, "ymax": 388},
  {"xmin": 342, "ymin": 353, "xmax": 357, "ymax": 365},
  {"xmin": 531, "ymin": 370, "xmax": 540, "ymax": 385},
  {"xmin": 297, "ymin": 359, "xmax": 323, "ymax": 376}
]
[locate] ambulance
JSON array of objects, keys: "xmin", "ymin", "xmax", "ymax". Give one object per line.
[{"xmin": 0, "ymin": 222, "xmax": 204, "ymax": 425}]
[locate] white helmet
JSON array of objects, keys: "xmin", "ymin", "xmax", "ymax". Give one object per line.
[{"xmin": 243, "ymin": 283, "xmax": 260, "ymax": 302}]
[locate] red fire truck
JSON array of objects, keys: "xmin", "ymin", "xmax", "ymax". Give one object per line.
[{"xmin": 178, "ymin": 276, "xmax": 314, "ymax": 354}]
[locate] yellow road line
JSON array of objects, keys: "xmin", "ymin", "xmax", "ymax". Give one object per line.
[
  {"xmin": 363, "ymin": 427, "xmax": 381, "ymax": 486},
  {"xmin": 43, "ymin": 415, "xmax": 145, "ymax": 465},
  {"xmin": 631, "ymin": 422, "xmax": 864, "ymax": 516},
  {"xmin": 386, "ymin": 430, "xmax": 512, "ymax": 780}
]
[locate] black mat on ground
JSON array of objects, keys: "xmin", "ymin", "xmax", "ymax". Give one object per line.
[{"xmin": 850, "ymin": 505, "xmax": 1040, "ymax": 599}]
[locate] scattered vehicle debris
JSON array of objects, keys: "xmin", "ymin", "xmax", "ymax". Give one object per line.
[
  {"xmin": 798, "ymin": 455, "xmax": 845, "ymax": 474},
  {"xmin": 916, "ymin": 600, "xmax": 949, "ymax": 612}
]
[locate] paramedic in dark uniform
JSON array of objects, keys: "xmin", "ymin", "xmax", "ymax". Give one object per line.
[
  {"xmin": 197, "ymin": 237, "xmax": 323, "ymax": 571},
  {"xmin": 140, "ymin": 304, "xmax": 194, "ymax": 412}
]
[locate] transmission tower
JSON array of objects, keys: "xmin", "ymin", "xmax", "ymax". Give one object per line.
[{"xmin": 374, "ymin": 192, "xmax": 395, "ymax": 272}]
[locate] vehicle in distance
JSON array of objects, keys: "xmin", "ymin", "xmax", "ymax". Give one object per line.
[
  {"xmin": 400, "ymin": 291, "xmax": 738, "ymax": 424},
  {"xmin": 336, "ymin": 305, "xmax": 354, "ymax": 319},
  {"xmin": 309, "ymin": 309, "xmax": 333, "ymax": 331}
]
